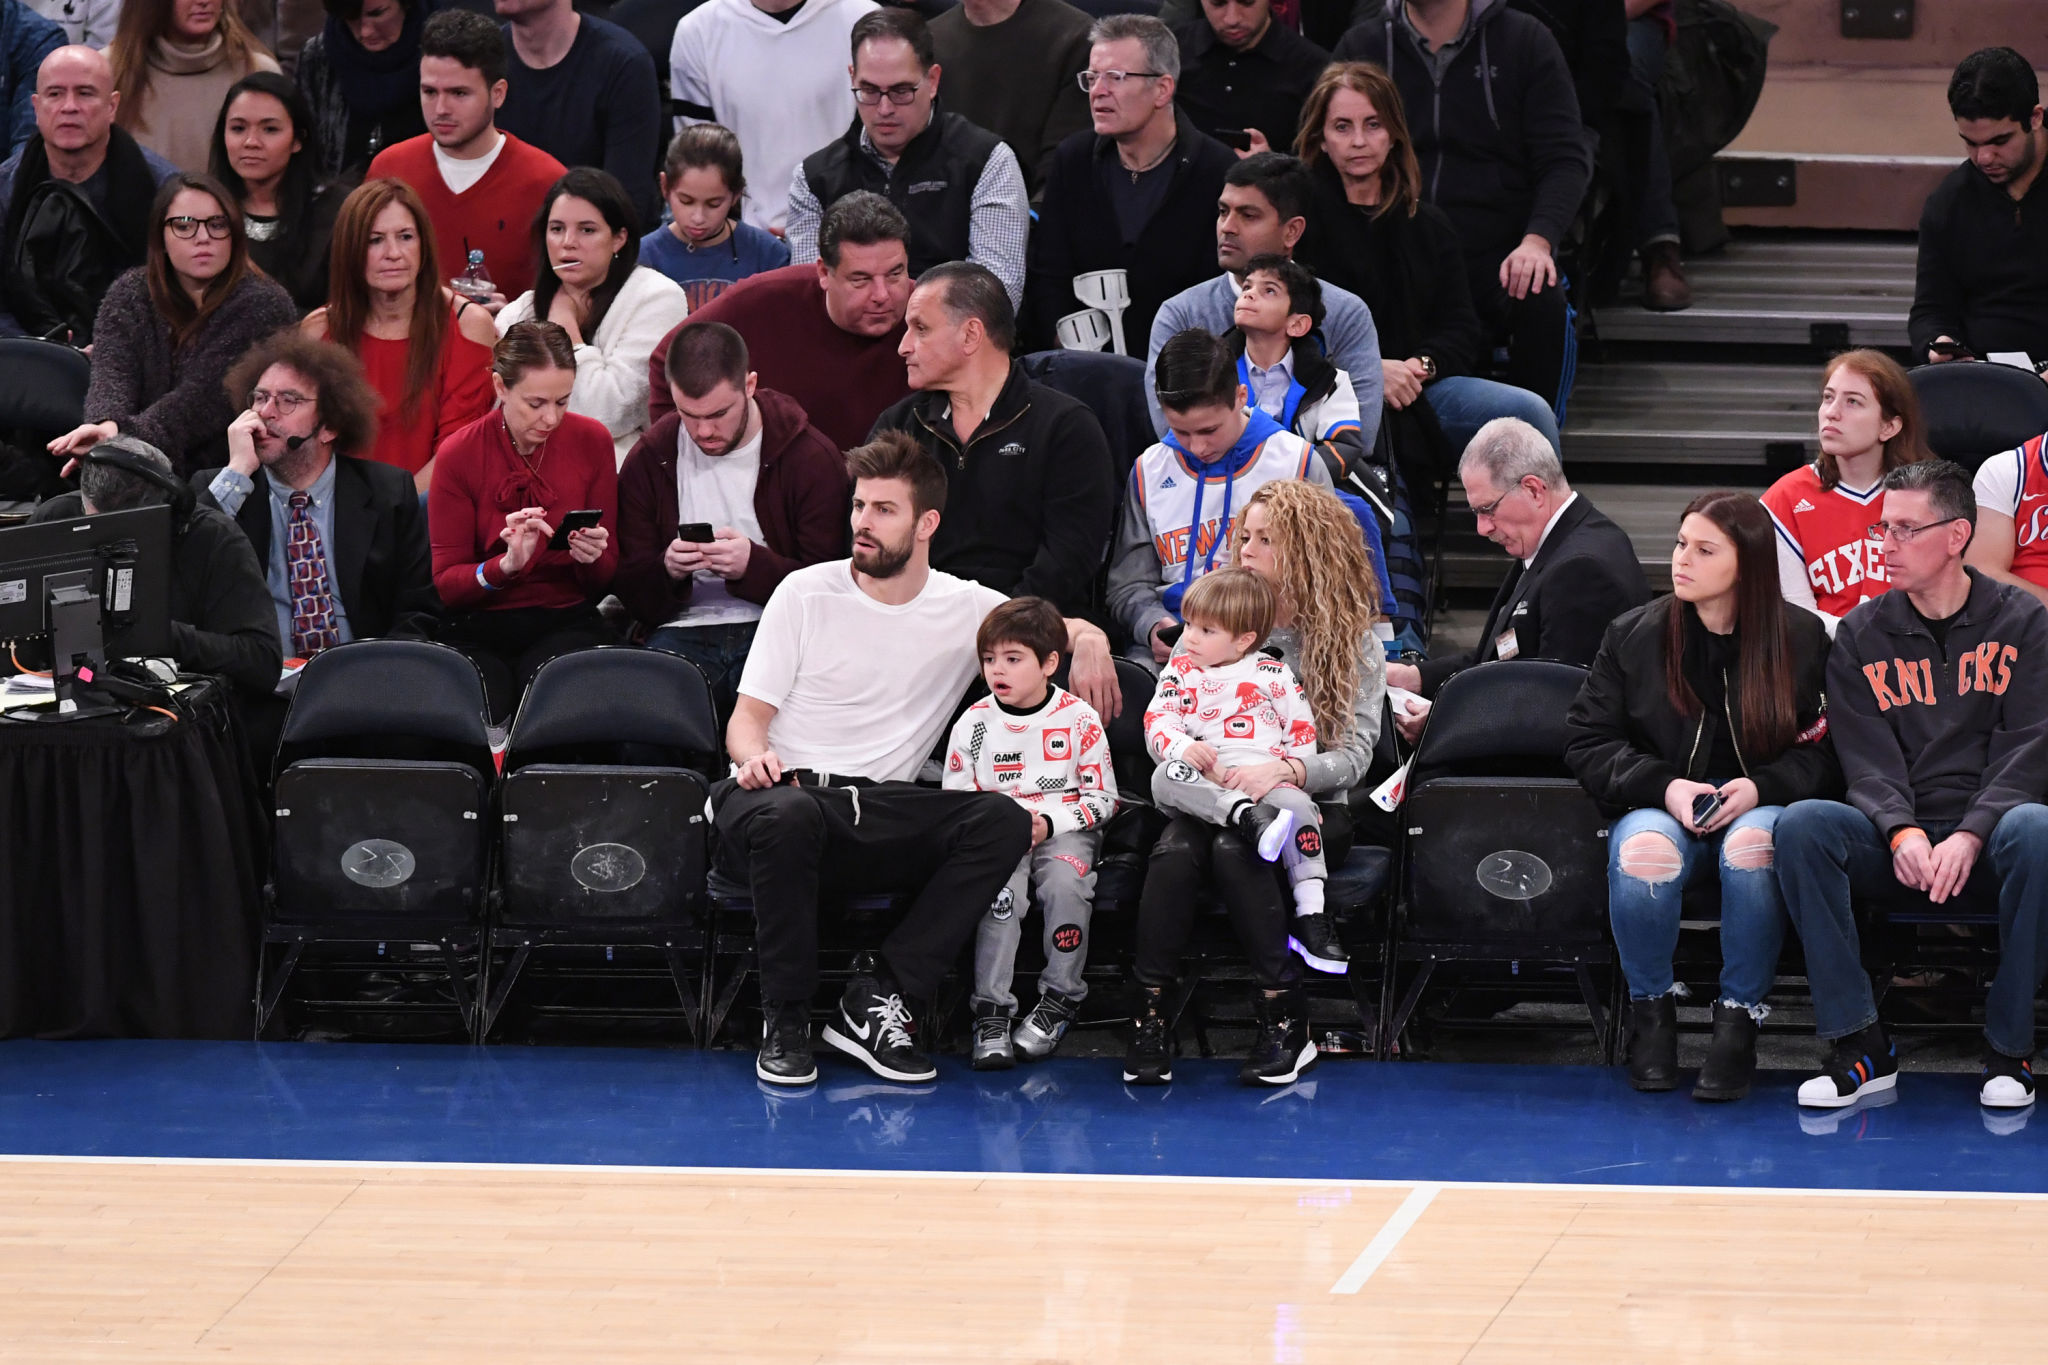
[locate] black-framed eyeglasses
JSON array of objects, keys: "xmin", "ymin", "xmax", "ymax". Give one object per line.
[
  {"xmin": 249, "ymin": 387, "xmax": 310, "ymax": 415},
  {"xmin": 165, "ymin": 214, "xmax": 232, "ymax": 240},
  {"xmin": 1868, "ymin": 518, "xmax": 1961, "ymax": 544},
  {"xmin": 852, "ymin": 77, "xmax": 927, "ymax": 106},
  {"xmin": 1077, "ymin": 69, "xmax": 1165, "ymax": 92}
]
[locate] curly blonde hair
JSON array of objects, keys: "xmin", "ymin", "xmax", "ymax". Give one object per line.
[{"xmin": 1231, "ymin": 480, "xmax": 1380, "ymax": 745}]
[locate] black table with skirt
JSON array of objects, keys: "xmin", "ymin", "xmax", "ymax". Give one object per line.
[{"xmin": 0, "ymin": 677, "xmax": 264, "ymax": 1038}]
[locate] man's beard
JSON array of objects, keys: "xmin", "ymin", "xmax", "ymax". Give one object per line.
[{"xmin": 851, "ymin": 532, "xmax": 913, "ymax": 579}]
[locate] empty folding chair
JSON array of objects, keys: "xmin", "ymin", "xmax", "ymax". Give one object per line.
[
  {"xmin": 1909, "ymin": 361, "xmax": 2048, "ymax": 472},
  {"xmin": 484, "ymin": 647, "xmax": 722, "ymax": 1039}
]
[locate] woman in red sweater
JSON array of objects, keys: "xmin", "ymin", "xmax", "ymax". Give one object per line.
[
  {"xmin": 305, "ymin": 178, "xmax": 496, "ymax": 491},
  {"xmin": 430, "ymin": 320, "xmax": 620, "ymax": 718}
]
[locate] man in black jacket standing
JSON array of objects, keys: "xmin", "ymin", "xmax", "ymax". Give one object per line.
[
  {"xmin": 1026, "ymin": 13, "xmax": 1235, "ymax": 356},
  {"xmin": 784, "ymin": 9, "xmax": 1030, "ymax": 309},
  {"xmin": 1910, "ymin": 47, "xmax": 2048, "ymax": 367},
  {"xmin": 1334, "ymin": 0, "xmax": 1591, "ymax": 410},
  {"xmin": 1385, "ymin": 415, "xmax": 1646, "ymax": 737},
  {"xmin": 871, "ymin": 262, "xmax": 1118, "ymax": 620},
  {"xmin": 1778, "ymin": 459, "xmax": 2048, "ymax": 1113}
]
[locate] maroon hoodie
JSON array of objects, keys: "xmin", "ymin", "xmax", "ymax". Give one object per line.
[{"xmin": 614, "ymin": 388, "xmax": 851, "ymax": 632}]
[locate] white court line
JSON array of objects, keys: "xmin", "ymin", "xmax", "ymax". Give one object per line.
[
  {"xmin": 1330, "ymin": 1183, "xmax": 1439, "ymax": 1294},
  {"xmin": 0, "ymin": 1153, "xmax": 2043, "ymax": 1205}
]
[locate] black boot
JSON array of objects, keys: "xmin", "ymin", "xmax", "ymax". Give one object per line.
[
  {"xmin": 1624, "ymin": 994, "xmax": 1679, "ymax": 1092},
  {"xmin": 1239, "ymin": 988, "xmax": 1318, "ymax": 1086},
  {"xmin": 1122, "ymin": 984, "xmax": 1174, "ymax": 1085},
  {"xmin": 1693, "ymin": 1001, "xmax": 1759, "ymax": 1102}
]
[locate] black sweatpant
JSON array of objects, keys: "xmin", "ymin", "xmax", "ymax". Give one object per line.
[
  {"xmin": 1134, "ymin": 815, "xmax": 1300, "ymax": 990},
  {"xmin": 1471, "ymin": 265, "xmax": 1570, "ymax": 416},
  {"xmin": 712, "ymin": 778, "xmax": 1034, "ymax": 1003}
]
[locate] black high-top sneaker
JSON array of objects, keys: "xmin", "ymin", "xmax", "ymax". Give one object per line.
[
  {"xmin": 1122, "ymin": 984, "xmax": 1174, "ymax": 1085},
  {"xmin": 820, "ymin": 952, "xmax": 938, "ymax": 1083},
  {"xmin": 1239, "ymin": 988, "xmax": 1317, "ymax": 1086}
]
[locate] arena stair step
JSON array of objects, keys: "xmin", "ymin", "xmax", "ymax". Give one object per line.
[
  {"xmin": 1592, "ymin": 233, "xmax": 1913, "ymax": 348},
  {"xmin": 1561, "ymin": 361, "xmax": 1817, "ymax": 469}
]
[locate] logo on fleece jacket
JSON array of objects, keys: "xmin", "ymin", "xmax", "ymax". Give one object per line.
[{"xmin": 1861, "ymin": 644, "xmax": 2016, "ymax": 710}]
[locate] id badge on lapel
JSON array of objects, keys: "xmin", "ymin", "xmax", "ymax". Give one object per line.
[{"xmin": 1494, "ymin": 628, "xmax": 1520, "ymax": 661}]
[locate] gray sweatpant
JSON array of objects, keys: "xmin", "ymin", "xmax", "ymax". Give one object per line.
[
  {"xmin": 972, "ymin": 828, "xmax": 1101, "ymax": 1012},
  {"xmin": 1150, "ymin": 762, "xmax": 1327, "ymax": 886}
]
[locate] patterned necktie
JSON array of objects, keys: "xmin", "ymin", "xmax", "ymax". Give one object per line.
[{"xmin": 286, "ymin": 491, "xmax": 341, "ymax": 657}]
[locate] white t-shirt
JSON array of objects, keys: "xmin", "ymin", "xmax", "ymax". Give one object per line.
[
  {"xmin": 737, "ymin": 560, "xmax": 1008, "ymax": 781},
  {"xmin": 667, "ymin": 423, "xmax": 767, "ymax": 628},
  {"xmin": 434, "ymin": 132, "xmax": 505, "ymax": 195}
]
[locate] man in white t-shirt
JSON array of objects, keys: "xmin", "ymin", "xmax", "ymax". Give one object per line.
[
  {"xmin": 615, "ymin": 321, "xmax": 851, "ymax": 713},
  {"xmin": 719, "ymin": 429, "xmax": 1119, "ymax": 1088}
]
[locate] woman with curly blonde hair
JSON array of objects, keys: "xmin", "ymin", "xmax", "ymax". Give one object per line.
[{"xmin": 1123, "ymin": 478, "xmax": 1388, "ymax": 1089}]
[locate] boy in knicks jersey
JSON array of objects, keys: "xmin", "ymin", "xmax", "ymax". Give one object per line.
[
  {"xmin": 1762, "ymin": 351, "xmax": 1932, "ymax": 632},
  {"xmin": 1107, "ymin": 327, "xmax": 1333, "ymax": 667},
  {"xmin": 1142, "ymin": 569, "xmax": 1345, "ymax": 974},
  {"xmin": 944, "ymin": 598, "xmax": 1118, "ymax": 1070}
]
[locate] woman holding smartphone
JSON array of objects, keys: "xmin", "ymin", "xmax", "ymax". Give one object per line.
[
  {"xmin": 429, "ymin": 320, "xmax": 619, "ymax": 719},
  {"xmin": 1565, "ymin": 491, "xmax": 1839, "ymax": 1102}
]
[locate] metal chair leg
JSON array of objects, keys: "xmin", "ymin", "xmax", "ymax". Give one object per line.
[
  {"xmin": 1385, "ymin": 959, "xmax": 1437, "ymax": 1060},
  {"xmin": 254, "ymin": 939, "xmax": 306, "ymax": 1036}
]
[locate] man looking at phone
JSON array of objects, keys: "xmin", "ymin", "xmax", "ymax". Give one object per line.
[
  {"xmin": 616, "ymin": 321, "xmax": 851, "ymax": 712},
  {"xmin": 1169, "ymin": 0, "xmax": 1328, "ymax": 156},
  {"xmin": 1777, "ymin": 459, "xmax": 2048, "ymax": 1112},
  {"xmin": 1911, "ymin": 47, "xmax": 2048, "ymax": 370}
]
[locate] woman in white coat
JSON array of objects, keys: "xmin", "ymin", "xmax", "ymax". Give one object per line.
[{"xmin": 498, "ymin": 167, "xmax": 688, "ymax": 466}]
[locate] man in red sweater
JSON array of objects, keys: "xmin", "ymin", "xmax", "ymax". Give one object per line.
[
  {"xmin": 648, "ymin": 191, "xmax": 913, "ymax": 454},
  {"xmin": 368, "ymin": 10, "xmax": 564, "ymax": 301}
]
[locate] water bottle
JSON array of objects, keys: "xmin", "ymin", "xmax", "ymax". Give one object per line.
[{"xmin": 451, "ymin": 248, "xmax": 494, "ymax": 303}]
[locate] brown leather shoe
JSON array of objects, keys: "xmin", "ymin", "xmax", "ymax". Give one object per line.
[{"xmin": 1642, "ymin": 241, "xmax": 1693, "ymax": 311}]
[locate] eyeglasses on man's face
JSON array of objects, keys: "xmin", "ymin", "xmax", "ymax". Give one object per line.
[
  {"xmin": 1867, "ymin": 518, "xmax": 1960, "ymax": 544},
  {"xmin": 1077, "ymin": 69, "xmax": 1164, "ymax": 93},
  {"xmin": 852, "ymin": 76, "xmax": 928, "ymax": 106},
  {"xmin": 249, "ymin": 387, "xmax": 310, "ymax": 415},
  {"xmin": 165, "ymin": 215, "xmax": 232, "ymax": 240}
]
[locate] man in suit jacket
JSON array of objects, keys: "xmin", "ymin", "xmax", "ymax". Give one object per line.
[
  {"xmin": 196, "ymin": 334, "xmax": 438, "ymax": 654},
  {"xmin": 1387, "ymin": 415, "xmax": 1648, "ymax": 739}
]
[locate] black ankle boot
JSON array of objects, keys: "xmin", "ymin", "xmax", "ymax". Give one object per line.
[
  {"xmin": 1122, "ymin": 984, "xmax": 1173, "ymax": 1085},
  {"xmin": 1693, "ymin": 1001, "xmax": 1759, "ymax": 1102},
  {"xmin": 1625, "ymin": 995, "xmax": 1679, "ymax": 1091}
]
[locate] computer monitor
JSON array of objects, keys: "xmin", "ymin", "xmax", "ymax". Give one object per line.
[{"xmin": 0, "ymin": 504, "xmax": 174, "ymax": 693}]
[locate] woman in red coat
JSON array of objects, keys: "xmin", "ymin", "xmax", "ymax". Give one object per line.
[{"xmin": 430, "ymin": 320, "xmax": 619, "ymax": 718}]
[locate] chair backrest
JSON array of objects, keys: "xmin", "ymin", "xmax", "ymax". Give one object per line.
[
  {"xmin": 278, "ymin": 639, "xmax": 492, "ymax": 773},
  {"xmin": 1909, "ymin": 362, "xmax": 2048, "ymax": 472},
  {"xmin": 505, "ymin": 646, "xmax": 719, "ymax": 769},
  {"xmin": 1105, "ymin": 657, "xmax": 1159, "ymax": 761},
  {"xmin": 1020, "ymin": 349, "xmax": 1153, "ymax": 485},
  {"xmin": 0, "ymin": 338, "xmax": 90, "ymax": 438},
  {"xmin": 1409, "ymin": 660, "xmax": 1588, "ymax": 783}
]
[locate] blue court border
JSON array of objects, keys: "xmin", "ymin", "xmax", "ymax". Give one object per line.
[{"xmin": 0, "ymin": 1039, "xmax": 2041, "ymax": 1195}]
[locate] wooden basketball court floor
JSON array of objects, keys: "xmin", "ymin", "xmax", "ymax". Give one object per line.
[{"xmin": 2, "ymin": 1039, "xmax": 2042, "ymax": 1362}]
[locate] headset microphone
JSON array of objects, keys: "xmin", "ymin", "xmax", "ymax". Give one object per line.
[{"xmin": 284, "ymin": 434, "xmax": 308, "ymax": 450}]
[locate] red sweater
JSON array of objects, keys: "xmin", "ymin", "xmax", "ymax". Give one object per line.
[
  {"xmin": 646, "ymin": 264, "xmax": 911, "ymax": 454},
  {"xmin": 356, "ymin": 307, "xmax": 494, "ymax": 475},
  {"xmin": 368, "ymin": 133, "xmax": 565, "ymax": 298},
  {"xmin": 430, "ymin": 410, "xmax": 620, "ymax": 612}
]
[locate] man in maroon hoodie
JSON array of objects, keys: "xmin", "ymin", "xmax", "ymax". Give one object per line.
[{"xmin": 617, "ymin": 321, "xmax": 851, "ymax": 711}]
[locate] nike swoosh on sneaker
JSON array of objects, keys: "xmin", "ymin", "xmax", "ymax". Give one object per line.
[{"xmin": 844, "ymin": 1014, "xmax": 872, "ymax": 1042}]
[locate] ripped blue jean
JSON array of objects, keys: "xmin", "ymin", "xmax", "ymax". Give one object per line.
[{"xmin": 1608, "ymin": 805, "xmax": 1787, "ymax": 1009}]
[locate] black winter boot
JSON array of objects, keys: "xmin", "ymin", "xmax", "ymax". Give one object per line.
[
  {"xmin": 1692, "ymin": 1001, "xmax": 1759, "ymax": 1102},
  {"xmin": 1625, "ymin": 994, "xmax": 1679, "ymax": 1092}
]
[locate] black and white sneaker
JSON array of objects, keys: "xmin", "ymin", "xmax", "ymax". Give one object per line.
[
  {"xmin": 971, "ymin": 1002, "xmax": 1016, "ymax": 1071},
  {"xmin": 1981, "ymin": 1050, "xmax": 2037, "ymax": 1109},
  {"xmin": 1122, "ymin": 985, "xmax": 1173, "ymax": 1085},
  {"xmin": 820, "ymin": 958, "xmax": 938, "ymax": 1083},
  {"xmin": 1289, "ymin": 913, "xmax": 1350, "ymax": 974},
  {"xmin": 1233, "ymin": 802, "xmax": 1298, "ymax": 863},
  {"xmin": 1239, "ymin": 989, "xmax": 1318, "ymax": 1086},
  {"xmin": 1796, "ymin": 1022, "xmax": 1897, "ymax": 1109},
  {"xmin": 755, "ymin": 999, "xmax": 816, "ymax": 1086},
  {"xmin": 1014, "ymin": 988, "xmax": 1081, "ymax": 1061}
]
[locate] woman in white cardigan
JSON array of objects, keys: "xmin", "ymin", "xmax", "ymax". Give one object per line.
[{"xmin": 498, "ymin": 168, "xmax": 689, "ymax": 466}]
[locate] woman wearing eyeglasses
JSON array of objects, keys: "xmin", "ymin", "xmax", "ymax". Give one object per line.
[
  {"xmin": 1565, "ymin": 491, "xmax": 1839, "ymax": 1101},
  {"xmin": 50, "ymin": 172, "xmax": 298, "ymax": 475}
]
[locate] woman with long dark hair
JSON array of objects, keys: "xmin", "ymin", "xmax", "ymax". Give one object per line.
[
  {"xmin": 1292, "ymin": 62, "xmax": 1562, "ymax": 474},
  {"xmin": 48, "ymin": 172, "xmax": 298, "ymax": 473},
  {"xmin": 303, "ymin": 177, "xmax": 495, "ymax": 489},
  {"xmin": 210, "ymin": 70, "xmax": 350, "ymax": 311},
  {"xmin": 498, "ymin": 167, "xmax": 688, "ymax": 465},
  {"xmin": 429, "ymin": 320, "xmax": 620, "ymax": 719},
  {"xmin": 294, "ymin": 0, "xmax": 431, "ymax": 180},
  {"xmin": 1762, "ymin": 349, "xmax": 1931, "ymax": 631},
  {"xmin": 109, "ymin": 0, "xmax": 280, "ymax": 174},
  {"xmin": 1566, "ymin": 491, "xmax": 1839, "ymax": 1102}
]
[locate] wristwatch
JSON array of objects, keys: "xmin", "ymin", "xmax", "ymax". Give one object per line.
[{"xmin": 1417, "ymin": 355, "xmax": 1438, "ymax": 382}]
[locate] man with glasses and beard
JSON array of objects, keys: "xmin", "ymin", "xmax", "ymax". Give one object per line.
[
  {"xmin": 714, "ymin": 429, "xmax": 1116, "ymax": 1089},
  {"xmin": 1777, "ymin": 458, "xmax": 2048, "ymax": 1113}
]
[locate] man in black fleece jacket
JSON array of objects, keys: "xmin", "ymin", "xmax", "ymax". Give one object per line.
[
  {"xmin": 1333, "ymin": 0, "xmax": 1591, "ymax": 409},
  {"xmin": 1909, "ymin": 47, "xmax": 2048, "ymax": 365},
  {"xmin": 1778, "ymin": 459, "xmax": 2048, "ymax": 1114}
]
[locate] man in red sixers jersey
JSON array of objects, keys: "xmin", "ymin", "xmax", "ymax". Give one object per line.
[{"xmin": 1966, "ymin": 428, "xmax": 2048, "ymax": 608}]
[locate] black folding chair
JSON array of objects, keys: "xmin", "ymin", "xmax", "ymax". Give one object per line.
[
  {"xmin": 1909, "ymin": 361, "xmax": 2048, "ymax": 472},
  {"xmin": 483, "ymin": 647, "xmax": 721, "ymax": 1040},
  {"xmin": 260, "ymin": 640, "xmax": 495, "ymax": 1036}
]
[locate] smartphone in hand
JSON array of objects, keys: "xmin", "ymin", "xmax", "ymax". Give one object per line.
[
  {"xmin": 1692, "ymin": 790, "xmax": 1723, "ymax": 828},
  {"xmin": 677, "ymin": 521, "xmax": 715, "ymax": 544},
  {"xmin": 548, "ymin": 508, "xmax": 603, "ymax": 550}
]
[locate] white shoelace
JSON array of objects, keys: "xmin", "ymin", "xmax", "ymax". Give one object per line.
[{"xmin": 867, "ymin": 994, "xmax": 916, "ymax": 1051}]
